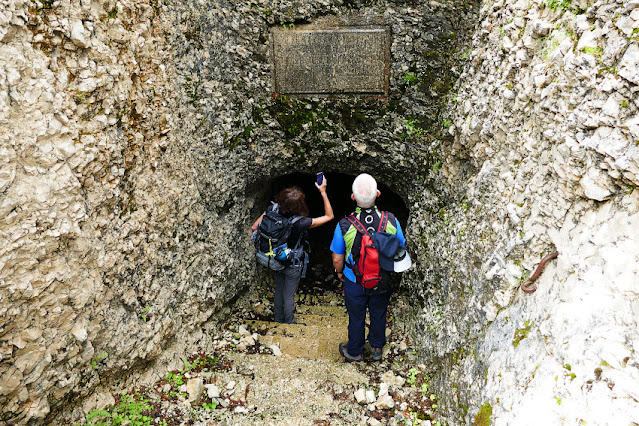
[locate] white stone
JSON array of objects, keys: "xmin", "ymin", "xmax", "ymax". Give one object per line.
[
  {"xmin": 71, "ymin": 325, "xmax": 88, "ymax": 342},
  {"xmin": 531, "ymin": 20, "xmax": 552, "ymax": 37},
  {"xmin": 624, "ymin": 115, "xmax": 639, "ymax": 140},
  {"xmin": 205, "ymin": 384, "xmax": 220, "ymax": 399},
  {"xmin": 380, "ymin": 371, "xmax": 405, "ymax": 387},
  {"xmin": 580, "ymin": 169, "xmax": 613, "ymax": 201},
  {"xmin": 378, "ymin": 383, "xmax": 389, "ymax": 397},
  {"xmin": 602, "ymin": 95, "xmax": 621, "ymax": 118},
  {"xmin": 354, "ymin": 388, "xmax": 366, "ymax": 404},
  {"xmin": 269, "ymin": 344, "xmax": 282, "ymax": 356},
  {"xmin": 186, "ymin": 378, "xmax": 204, "ymax": 403},
  {"xmin": 503, "ymin": 88, "xmax": 515, "ymax": 99},
  {"xmin": 503, "ymin": 36, "xmax": 514, "ymax": 51},
  {"xmin": 615, "ymin": 16, "xmax": 636, "ymax": 36},
  {"xmin": 0, "ymin": 366, "xmax": 23, "ymax": 395},
  {"xmin": 365, "ymin": 389, "xmax": 376, "ymax": 404},
  {"xmin": 618, "ymin": 44, "xmax": 639, "ymax": 85},
  {"xmin": 82, "ymin": 391, "xmax": 115, "ymax": 414},
  {"xmin": 70, "ymin": 20, "xmax": 88, "ymax": 48},
  {"xmin": 581, "ymin": 127, "xmax": 630, "ymax": 159},
  {"xmin": 234, "ymin": 406, "xmax": 248, "ymax": 413},
  {"xmin": 375, "ymin": 394, "xmax": 395, "ymax": 410},
  {"xmin": 240, "ymin": 335, "xmax": 255, "ymax": 346},
  {"xmin": 226, "ymin": 380, "xmax": 236, "ymax": 390},
  {"xmin": 576, "ymin": 29, "xmax": 600, "ymax": 50}
]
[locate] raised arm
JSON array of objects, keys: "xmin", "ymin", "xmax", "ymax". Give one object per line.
[{"xmin": 310, "ymin": 177, "xmax": 334, "ymax": 228}]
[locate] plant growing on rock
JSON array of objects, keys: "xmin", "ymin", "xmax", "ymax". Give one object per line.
[{"xmin": 85, "ymin": 393, "xmax": 155, "ymax": 426}]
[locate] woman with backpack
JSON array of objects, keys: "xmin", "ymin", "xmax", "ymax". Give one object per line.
[{"xmin": 251, "ymin": 177, "xmax": 334, "ymax": 324}]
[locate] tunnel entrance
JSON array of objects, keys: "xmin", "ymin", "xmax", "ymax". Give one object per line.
[{"xmin": 265, "ymin": 172, "xmax": 410, "ymax": 287}]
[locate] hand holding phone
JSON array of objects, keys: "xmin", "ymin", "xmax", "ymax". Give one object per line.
[{"xmin": 316, "ymin": 172, "xmax": 324, "ymax": 185}]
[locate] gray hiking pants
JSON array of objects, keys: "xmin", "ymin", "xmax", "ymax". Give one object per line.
[{"xmin": 273, "ymin": 264, "xmax": 302, "ymax": 324}]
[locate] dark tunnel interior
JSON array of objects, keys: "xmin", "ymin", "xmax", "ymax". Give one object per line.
[{"xmin": 264, "ymin": 172, "xmax": 410, "ymax": 280}]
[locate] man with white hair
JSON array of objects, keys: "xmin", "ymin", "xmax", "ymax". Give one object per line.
[{"xmin": 330, "ymin": 173, "xmax": 408, "ymax": 362}]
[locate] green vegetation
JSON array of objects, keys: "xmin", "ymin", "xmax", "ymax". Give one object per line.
[
  {"xmin": 402, "ymin": 118, "xmax": 428, "ymax": 139},
  {"xmin": 402, "ymin": 73, "xmax": 420, "ymax": 85},
  {"xmin": 512, "ymin": 321, "xmax": 534, "ymax": 348},
  {"xmin": 91, "ymin": 353, "xmax": 109, "ymax": 370},
  {"xmin": 267, "ymin": 96, "xmax": 338, "ymax": 140},
  {"xmin": 30, "ymin": 0, "xmax": 54, "ymax": 11},
  {"xmin": 563, "ymin": 364, "xmax": 576, "ymax": 380},
  {"xmin": 407, "ymin": 368, "xmax": 419, "ymax": 387},
  {"xmin": 107, "ymin": 5, "xmax": 118, "ymax": 19},
  {"xmin": 546, "ymin": 0, "xmax": 572, "ymax": 11},
  {"xmin": 473, "ymin": 403, "xmax": 492, "ymax": 426},
  {"xmin": 85, "ymin": 394, "xmax": 157, "ymax": 426},
  {"xmin": 582, "ymin": 46, "xmax": 603, "ymax": 56},
  {"xmin": 139, "ymin": 306, "xmax": 151, "ymax": 322}
]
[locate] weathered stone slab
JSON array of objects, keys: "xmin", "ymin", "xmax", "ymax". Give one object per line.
[{"xmin": 271, "ymin": 26, "xmax": 390, "ymax": 96}]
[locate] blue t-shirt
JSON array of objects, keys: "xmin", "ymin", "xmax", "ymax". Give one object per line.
[{"xmin": 330, "ymin": 210, "xmax": 406, "ymax": 283}]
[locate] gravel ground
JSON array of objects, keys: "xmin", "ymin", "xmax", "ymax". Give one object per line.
[{"xmin": 80, "ymin": 274, "xmax": 439, "ymax": 425}]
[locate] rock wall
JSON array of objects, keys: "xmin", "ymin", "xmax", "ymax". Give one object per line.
[
  {"xmin": 0, "ymin": 0, "xmax": 475, "ymax": 423},
  {"xmin": 0, "ymin": 0, "xmax": 243, "ymax": 422},
  {"xmin": 401, "ymin": 0, "xmax": 639, "ymax": 424}
]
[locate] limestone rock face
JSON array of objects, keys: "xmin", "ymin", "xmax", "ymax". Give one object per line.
[
  {"xmin": 401, "ymin": 0, "xmax": 639, "ymax": 424},
  {"xmin": 0, "ymin": 0, "xmax": 241, "ymax": 422}
]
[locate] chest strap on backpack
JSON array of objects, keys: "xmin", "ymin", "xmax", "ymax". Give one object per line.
[{"xmin": 347, "ymin": 211, "xmax": 387, "ymax": 237}]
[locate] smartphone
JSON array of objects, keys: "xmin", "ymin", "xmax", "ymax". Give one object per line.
[{"xmin": 316, "ymin": 172, "xmax": 324, "ymax": 185}]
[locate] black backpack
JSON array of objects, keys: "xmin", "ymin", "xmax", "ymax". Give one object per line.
[{"xmin": 254, "ymin": 203, "xmax": 307, "ymax": 272}]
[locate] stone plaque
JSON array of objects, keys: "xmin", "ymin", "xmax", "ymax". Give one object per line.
[{"xmin": 271, "ymin": 26, "xmax": 390, "ymax": 96}]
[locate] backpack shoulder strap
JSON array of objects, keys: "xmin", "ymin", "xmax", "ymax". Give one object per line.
[
  {"xmin": 347, "ymin": 214, "xmax": 369, "ymax": 236},
  {"xmin": 378, "ymin": 211, "xmax": 388, "ymax": 232},
  {"xmin": 290, "ymin": 215, "xmax": 305, "ymax": 249}
]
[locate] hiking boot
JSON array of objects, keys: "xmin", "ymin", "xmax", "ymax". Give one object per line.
[
  {"xmin": 339, "ymin": 342, "xmax": 363, "ymax": 362},
  {"xmin": 371, "ymin": 347, "xmax": 383, "ymax": 361}
]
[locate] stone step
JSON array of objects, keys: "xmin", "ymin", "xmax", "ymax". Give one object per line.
[
  {"xmin": 240, "ymin": 289, "xmax": 350, "ymax": 360},
  {"xmin": 294, "ymin": 292, "xmax": 344, "ymax": 305},
  {"xmin": 296, "ymin": 304, "xmax": 347, "ymax": 317},
  {"xmin": 245, "ymin": 320, "xmax": 346, "ymax": 337},
  {"xmin": 244, "ymin": 315, "xmax": 348, "ymax": 361},
  {"xmin": 259, "ymin": 334, "xmax": 344, "ymax": 361}
]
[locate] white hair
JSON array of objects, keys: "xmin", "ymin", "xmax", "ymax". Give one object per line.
[{"xmin": 352, "ymin": 173, "xmax": 378, "ymax": 207}]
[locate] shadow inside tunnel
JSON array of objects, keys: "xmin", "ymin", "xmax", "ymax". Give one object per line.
[{"xmin": 266, "ymin": 172, "xmax": 410, "ymax": 288}]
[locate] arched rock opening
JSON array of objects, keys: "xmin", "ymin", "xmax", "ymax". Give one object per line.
[{"xmin": 258, "ymin": 172, "xmax": 410, "ymax": 278}]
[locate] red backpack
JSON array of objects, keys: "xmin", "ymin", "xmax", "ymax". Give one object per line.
[{"xmin": 347, "ymin": 212, "xmax": 390, "ymax": 291}]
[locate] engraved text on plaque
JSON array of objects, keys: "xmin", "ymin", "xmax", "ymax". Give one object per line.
[{"xmin": 272, "ymin": 27, "xmax": 390, "ymax": 96}]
